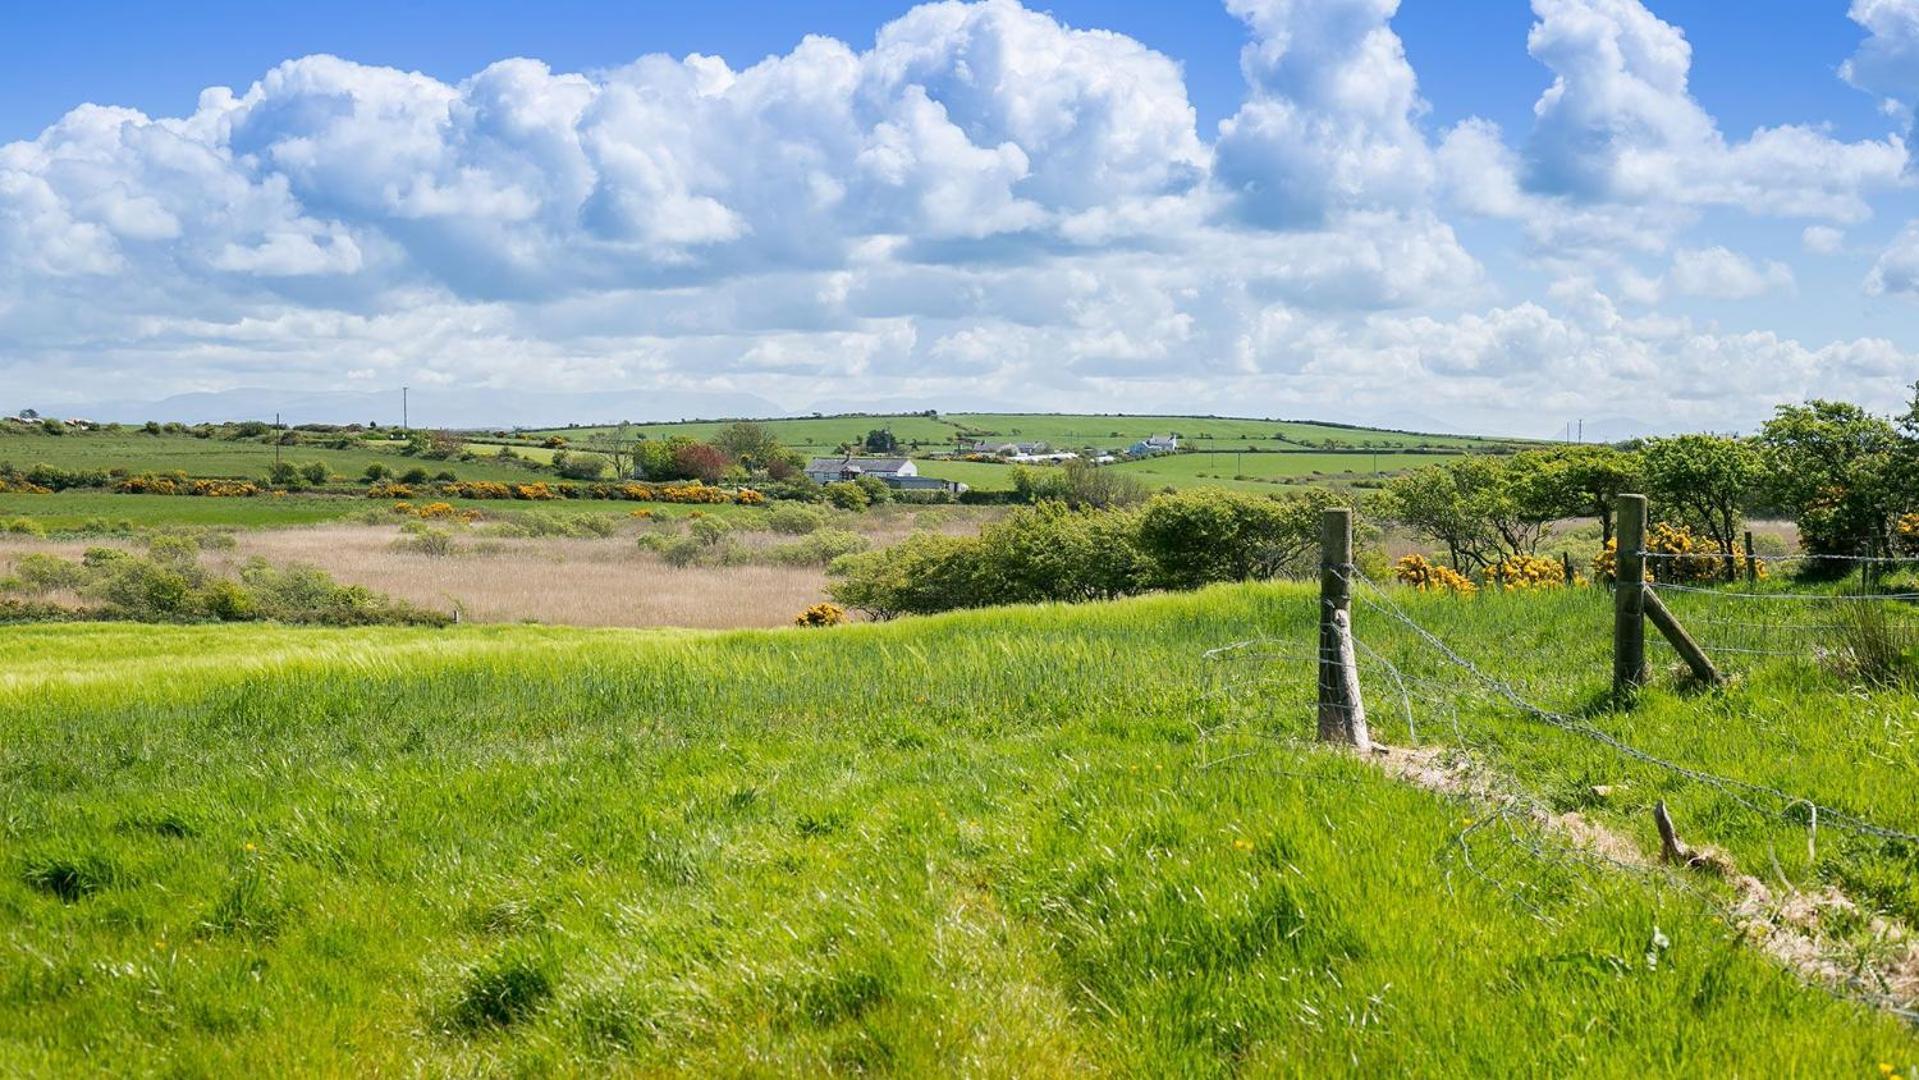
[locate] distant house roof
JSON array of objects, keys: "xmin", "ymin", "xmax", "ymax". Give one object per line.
[{"xmin": 806, "ymin": 455, "xmax": 912, "ymax": 476}]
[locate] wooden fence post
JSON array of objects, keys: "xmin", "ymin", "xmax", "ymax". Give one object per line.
[
  {"xmin": 1562, "ymin": 551, "xmax": 1576, "ymax": 587},
  {"xmin": 1318, "ymin": 508, "xmax": 1370, "ymax": 749},
  {"xmin": 1743, "ymin": 530, "xmax": 1757, "ymax": 583},
  {"xmin": 1613, "ymin": 494, "xmax": 1649, "ymax": 698}
]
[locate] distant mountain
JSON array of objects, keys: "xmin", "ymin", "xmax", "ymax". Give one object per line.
[{"xmin": 72, "ymin": 386, "xmax": 786, "ymax": 429}]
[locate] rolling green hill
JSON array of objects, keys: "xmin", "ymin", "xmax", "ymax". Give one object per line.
[{"xmin": 524, "ymin": 411, "xmax": 1525, "ymax": 456}]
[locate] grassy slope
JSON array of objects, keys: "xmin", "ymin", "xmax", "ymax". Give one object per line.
[
  {"xmin": 1107, "ymin": 450, "xmax": 1460, "ymax": 490},
  {"xmin": 0, "ymin": 491, "xmax": 768, "ymax": 530},
  {"xmin": 2, "ymin": 587, "xmax": 1915, "ymax": 1075},
  {"xmin": 525, "ymin": 412, "xmax": 1522, "ymax": 454},
  {"xmin": 0, "ymin": 430, "xmax": 545, "ymax": 484}
]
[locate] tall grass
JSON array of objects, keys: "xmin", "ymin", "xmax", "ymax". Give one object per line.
[{"xmin": 0, "ymin": 586, "xmax": 1915, "ymax": 1073}]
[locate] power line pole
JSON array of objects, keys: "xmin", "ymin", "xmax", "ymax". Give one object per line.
[
  {"xmin": 401, "ymin": 386, "xmax": 409, "ymax": 433},
  {"xmin": 274, "ymin": 412, "xmax": 281, "ymax": 469}
]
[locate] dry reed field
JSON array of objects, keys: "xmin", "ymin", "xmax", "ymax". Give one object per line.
[
  {"xmin": 231, "ymin": 526, "xmax": 833, "ymax": 628},
  {"xmin": 0, "ymin": 505, "xmax": 998, "ymax": 629}
]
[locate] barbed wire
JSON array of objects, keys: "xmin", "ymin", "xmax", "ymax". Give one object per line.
[
  {"xmin": 1200, "ymin": 581, "xmax": 1919, "ymax": 1022},
  {"xmin": 1642, "ymin": 550, "xmax": 1918, "ymax": 566},
  {"xmin": 1647, "ymin": 582, "xmax": 1919, "ymax": 602},
  {"xmin": 1342, "ymin": 564, "xmax": 1919, "ymax": 848}
]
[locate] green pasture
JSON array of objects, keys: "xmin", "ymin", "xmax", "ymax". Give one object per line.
[
  {"xmin": 0, "ymin": 429, "xmax": 544, "ymax": 484},
  {"xmin": 2, "ymin": 583, "xmax": 1915, "ymax": 1074},
  {"xmin": 0, "ymin": 491, "xmax": 770, "ymax": 531},
  {"xmin": 1108, "ymin": 449, "xmax": 1466, "ymax": 489},
  {"xmin": 519, "ymin": 412, "xmax": 1527, "ymax": 457}
]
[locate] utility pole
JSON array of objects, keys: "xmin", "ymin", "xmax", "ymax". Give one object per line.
[
  {"xmin": 401, "ymin": 387, "xmax": 409, "ymax": 433},
  {"xmin": 274, "ymin": 412, "xmax": 281, "ymax": 469},
  {"xmin": 1577, "ymin": 418, "xmax": 1584, "ymax": 443}
]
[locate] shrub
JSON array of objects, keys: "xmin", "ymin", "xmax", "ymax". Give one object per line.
[
  {"xmin": 1895, "ymin": 512, "xmax": 1919, "ymax": 556},
  {"xmin": 15, "ymin": 553, "xmax": 85, "ymax": 591},
  {"xmin": 1485, "ymin": 553, "xmax": 1567, "ymax": 590},
  {"xmin": 824, "ymin": 482, "xmax": 870, "ymax": 512},
  {"xmin": 363, "ymin": 463, "xmax": 392, "ymax": 481},
  {"xmin": 394, "ymin": 527, "xmax": 456, "ymax": 557},
  {"xmin": 553, "ymin": 453, "xmax": 608, "ymax": 481},
  {"xmin": 794, "ymin": 603, "xmax": 846, "ymax": 627},
  {"xmin": 299, "ymin": 462, "xmax": 329, "ymax": 486},
  {"xmin": 689, "ymin": 516, "xmax": 732, "ymax": 547},
  {"xmin": 1393, "ymin": 554, "xmax": 1477, "ymax": 594},
  {"xmin": 766, "ymin": 529, "xmax": 870, "ymax": 567},
  {"xmin": 1136, "ymin": 488, "xmax": 1340, "ymax": 590}
]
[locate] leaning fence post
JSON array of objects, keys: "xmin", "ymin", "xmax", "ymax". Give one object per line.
[
  {"xmin": 1613, "ymin": 494, "xmax": 1649, "ymax": 698},
  {"xmin": 1318, "ymin": 508, "xmax": 1370, "ymax": 750},
  {"xmin": 1743, "ymin": 530, "xmax": 1757, "ymax": 583}
]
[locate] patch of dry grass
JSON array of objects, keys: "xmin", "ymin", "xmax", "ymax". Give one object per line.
[
  {"xmin": 0, "ymin": 506, "xmax": 1003, "ymax": 629},
  {"xmin": 226, "ymin": 527, "xmax": 831, "ymax": 629}
]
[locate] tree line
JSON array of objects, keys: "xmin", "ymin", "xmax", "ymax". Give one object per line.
[{"xmin": 1383, "ymin": 390, "xmax": 1919, "ymax": 574}]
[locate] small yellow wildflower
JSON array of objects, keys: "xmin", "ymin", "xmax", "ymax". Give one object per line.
[
  {"xmin": 244, "ymin": 842, "xmax": 257, "ymax": 852},
  {"xmin": 1232, "ymin": 838, "xmax": 1255, "ymax": 853}
]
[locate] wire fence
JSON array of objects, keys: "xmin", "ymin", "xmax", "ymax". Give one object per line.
[{"xmin": 1205, "ymin": 554, "xmax": 1919, "ymax": 1022}]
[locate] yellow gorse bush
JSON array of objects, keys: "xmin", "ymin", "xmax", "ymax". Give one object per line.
[
  {"xmin": 0, "ymin": 478, "xmax": 53, "ymax": 494},
  {"xmin": 392, "ymin": 501, "xmax": 479, "ymax": 523},
  {"xmin": 1393, "ymin": 554, "xmax": 1477, "ymax": 595},
  {"xmin": 794, "ymin": 603, "xmax": 847, "ymax": 627},
  {"xmin": 1486, "ymin": 553, "xmax": 1569, "ymax": 590},
  {"xmin": 117, "ymin": 473, "xmax": 260, "ymax": 497},
  {"xmin": 1592, "ymin": 525, "xmax": 1763, "ymax": 584},
  {"xmin": 1896, "ymin": 512, "xmax": 1919, "ymax": 556},
  {"xmin": 439, "ymin": 479, "xmax": 760, "ymax": 505}
]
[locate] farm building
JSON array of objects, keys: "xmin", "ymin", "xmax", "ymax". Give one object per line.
[
  {"xmin": 960, "ymin": 439, "xmax": 1049, "ymax": 456},
  {"xmin": 805, "ymin": 455, "xmax": 967, "ymax": 494},
  {"xmin": 1127, "ymin": 435, "xmax": 1179, "ymax": 456}
]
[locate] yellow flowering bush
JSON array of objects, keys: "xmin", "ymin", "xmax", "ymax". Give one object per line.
[
  {"xmin": 794, "ymin": 602, "xmax": 847, "ymax": 627},
  {"xmin": 1592, "ymin": 526, "xmax": 1762, "ymax": 584},
  {"xmin": 1485, "ymin": 553, "xmax": 1568, "ymax": 590},
  {"xmin": 0, "ymin": 478, "xmax": 53, "ymax": 494},
  {"xmin": 393, "ymin": 501, "xmax": 478, "ymax": 523},
  {"xmin": 1393, "ymin": 554, "xmax": 1477, "ymax": 595},
  {"xmin": 1896, "ymin": 512, "xmax": 1919, "ymax": 556},
  {"xmin": 189, "ymin": 479, "xmax": 261, "ymax": 497},
  {"xmin": 116, "ymin": 474, "xmax": 259, "ymax": 497},
  {"xmin": 367, "ymin": 481, "xmax": 417, "ymax": 499}
]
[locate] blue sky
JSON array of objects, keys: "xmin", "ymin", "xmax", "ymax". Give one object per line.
[{"xmin": 3, "ymin": 0, "xmax": 1918, "ymax": 435}]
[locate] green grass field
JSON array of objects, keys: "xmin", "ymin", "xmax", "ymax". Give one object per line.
[
  {"xmin": 0, "ymin": 491, "xmax": 770, "ymax": 531},
  {"xmin": 525, "ymin": 412, "xmax": 1525, "ymax": 456},
  {"xmin": 4, "ymin": 583, "xmax": 1916, "ymax": 1074},
  {"xmin": 0, "ymin": 429, "xmax": 546, "ymax": 484},
  {"xmin": 1108, "ymin": 450, "xmax": 1462, "ymax": 490}
]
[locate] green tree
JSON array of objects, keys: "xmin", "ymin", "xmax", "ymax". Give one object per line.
[
  {"xmin": 1531, "ymin": 445, "xmax": 1643, "ymax": 545},
  {"xmin": 1642, "ymin": 434, "xmax": 1762, "ymax": 578},
  {"xmin": 824, "ymin": 481, "xmax": 870, "ymax": 511},
  {"xmin": 713, "ymin": 422, "xmax": 785, "ymax": 469},
  {"xmin": 1136, "ymin": 488, "xmax": 1341, "ymax": 590},
  {"xmin": 863, "ymin": 428, "xmax": 899, "ymax": 454},
  {"xmin": 1758, "ymin": 400, "xmax": 1907, "ymax": 557}
]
